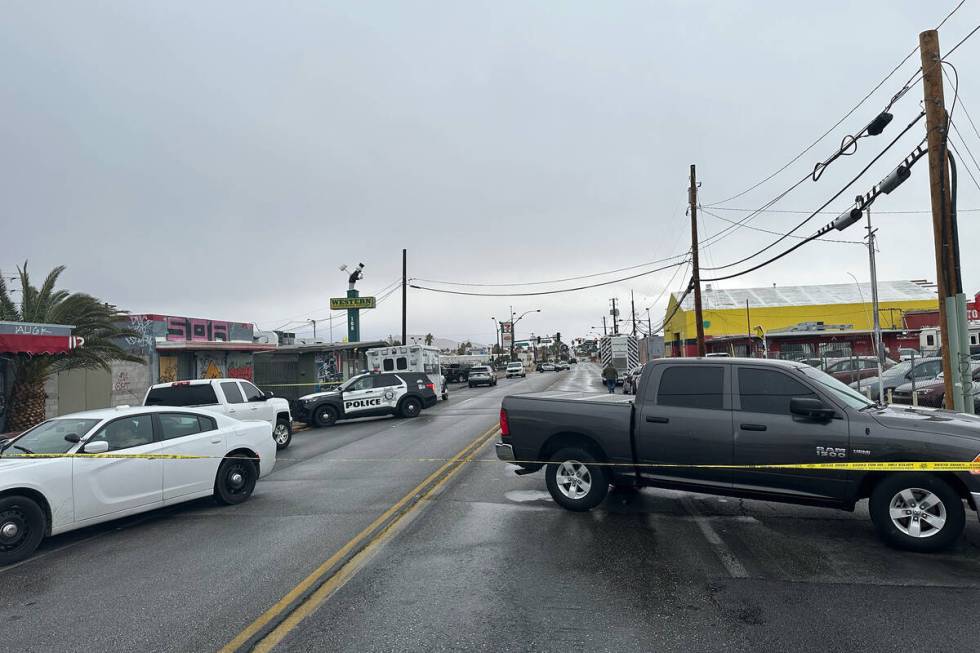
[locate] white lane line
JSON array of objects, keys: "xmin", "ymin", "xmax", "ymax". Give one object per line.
[{"xmin": 680, "ymin": 496, "xmax": 749, "ymax": 579}]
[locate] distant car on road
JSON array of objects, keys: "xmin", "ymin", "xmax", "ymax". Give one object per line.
[
  {"xmin": 505, "ymin": 362, "xmax": 526, "ymax": 378},
  {"xmin": 540, "ymin": 363, "xmax": 556, "ymax": 372},
  {"xmin": 293, "ymin": 372, "xmax": 437, "ymax": 427},
  {"xmin": 144, "ymin": 378, "xmax": 293, "ymax": 450},
  {"xmin": 0, "ymin": 406, "xmax": 276, "ymax": 565},
  {"xmin": 468, "ymin": 365, "xmax": 497, "ymax": 388}
]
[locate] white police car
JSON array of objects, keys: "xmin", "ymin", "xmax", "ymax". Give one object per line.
[{"xmin": 294, "ymin": 372, "xmax": 439, "ymax": 427}]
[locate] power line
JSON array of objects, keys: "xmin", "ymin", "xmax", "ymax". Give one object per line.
[
  {"xmin": 700, "ymin": 205, "xmax": 980, "ymax": 215},
  {"xmin": 699, "ymin": 207, "xmax": 864, "ymax": 244},
  {"xmin": 702, "ymin": 111, "xmax": 926, "ymax": 271},
  {"xmin": 410, "ymin": 252, "xmax": 688, "ymax": 288},
  {"xmin": 705, "ymin": 1, "xmax": 965, "ymax": 208},
  {"xmin": 410, "ymin": 260, "xmax": 688, "ymax": 297},
  {"xmin": 944, "ymin": 21, "xmax": 980, "ymax": 59},
  {"xmin": 950, "ymin": 139, "xmax": 980, "ymax": 192}
]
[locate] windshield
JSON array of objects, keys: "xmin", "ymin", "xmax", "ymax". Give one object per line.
[
  {"xmin": 338, "ymin": 375, "xmax": 366, "ymax": 391},
  {"xmin": 882, "ymin": 360, "xmax": 913, "ymax": 378},
  {"xmin": 471, "ymin": 367, "xmax": 490, "ymax": 373},
  {"xmin": 507, "ymin": 363, "xmax": 521, "ymax": 368},
  {"xmin": 3, "ymin": 418, "xmax": 101, "ymax": 456},
  {"xmin": 798, "ymin": 366, "xmax": 875, "ymax": 410}
]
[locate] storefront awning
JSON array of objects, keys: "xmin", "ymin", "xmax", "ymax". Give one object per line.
[{"xmin": 0, "ymin": 321, "xmax": 81, "ymax": 355}]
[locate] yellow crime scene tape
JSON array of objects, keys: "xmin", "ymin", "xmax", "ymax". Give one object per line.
[{"xmin": 5, "ymin": 452, "xmax": 980, "ymax": 472}]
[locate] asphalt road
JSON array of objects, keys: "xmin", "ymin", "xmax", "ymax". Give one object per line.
[
  {"xmin": 6, "ymin": 362, "xmax": 980, "ymax": 652},
  {"xmin": 0, "ymin": 368, "xmax": 564, "ymax": 652}
]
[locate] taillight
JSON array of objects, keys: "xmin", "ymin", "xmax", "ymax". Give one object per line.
[
  {"xmin": 425, "ymin": 383, "xmax": 435, "ymax": 391},
  {"xmin": 499, "ymin": 408, "xmax": 510, "ymax": 437},
  {"xmin": 971, "ymin": 453, "xmax": 980, "ymax": 476}
]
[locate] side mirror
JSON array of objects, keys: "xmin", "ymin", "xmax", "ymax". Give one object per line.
[
  {"xmin": 82, "ymin": 440, "xmax": 110, "ymax": 454},
  {"xmin": 790, "ymin": 397, "xmax": 835, "ymax": 421},
  {"xmin": 64, "ymin": 433, "xmax": 80, "ymax": 444},
  {"xmin": 264, "ymin": 391, "xmax": 274, "ymax": 399}
]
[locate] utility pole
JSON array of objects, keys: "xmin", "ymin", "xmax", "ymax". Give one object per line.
[
  {"xmin": 308, "ymin": 319, "xmax": 317, "ymax": 341},
  {"xmin": 690, "ymin": 164, "xmax": 706, "ymax": 357},
  {"xmin": 401, "ymin": 249, "xmax": 407, "ymax": 345},
  {"xmin": 745, "ymin": 300, "xmax": 752, "ymax": 357},
  {"xmin": 630, "ymin": 290, "xmax": 638, "ymax": 336},
  {"xmin": 646, "ymin": 307, "xmax": 653, "ymax": 337},
  {"xmin": 610, "ymin": 298, "xmax": 620, "ymax": 336},
  {"xmin": 509, "ymin": 305, "xmax": 515, "ymax": 362},
  {"xmin": 602, "ymin": 315, "xmax": 608, "ymax": 336},
  {"xmin": 865, "ymin": 204, "xmax": 885, "ymax": 405},
  {"xmin": 920, "ymin": 29, "xmax": 964, "ymax": 410}
]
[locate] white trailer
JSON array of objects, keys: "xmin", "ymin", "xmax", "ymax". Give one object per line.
[
  {"xmin": 366, "ymin": 345, "xmax": 448, "ymax": 400},
  {"xmin": 599, "ymin": 335, "xmax": 640, "ymax": 385}
]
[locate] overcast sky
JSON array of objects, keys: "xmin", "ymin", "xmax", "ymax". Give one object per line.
[{"xmin": 2, "ymin": 1, "xmax": 978, "ymax": 345}]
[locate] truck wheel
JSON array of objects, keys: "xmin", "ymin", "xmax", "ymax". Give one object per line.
[
  {"xmin": 869, "ymin": 473, "xmax": 965, "ymax": 552},
  {"xmin": 313, "ymin": 404, "xmax": 338, "ymax": 428},
  {"xmin": 0, "ymin": 495, "xmax": 46, "ymax": 566},
  {"xmin": 545, "ymin": 447, "xmax": 609, "ymax": 512},
  {"xmin": 399, "ymin": 396, "xmax": 422, "ymax": 418},
  {"xmin": 214, "ymin": 456, "xmax": 258, "ymax": 505},
  {"xmin": 273, "ymin": 418, "xmax": 292, "ymax": 450}
]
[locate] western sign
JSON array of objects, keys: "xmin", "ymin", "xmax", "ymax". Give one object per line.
[{"xmin": 330, "ymin": 297, "xmax": 377, "ymax": 310}]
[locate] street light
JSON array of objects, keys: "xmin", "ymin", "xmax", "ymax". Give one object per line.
[{"xmin": 509, "ymin": 307, "xmax": 541, "ymax": 362}]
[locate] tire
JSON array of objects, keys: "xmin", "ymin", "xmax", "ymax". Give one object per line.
[
  {"xmin": 868, "ymin": 473, "xmax": 965, "ymax": 552},
  {"xmin": 273, "ymin": 418, "xmax": 292, "ymax": 450},
  {"xmin": 313, "ymin": 404, "xmax": 338, "ymax": 428},
  {"xmin": 545, "ymin": 447, "xmax": 610, "ymax": 512},
  {"xmin": 214, "ymin": 456, "xmax": 258, "ymax": 505},
  {"xmin": 468, "ymin": 383, "xmax": 474, "ymax": 388},
  {"xmin": 0, "ymin": 495, "xmax": 46, "ymax": 566},
  {"xmin": 399, "ymin": 396, "xmax": 422, "ymax": 418},
  {"xmin": 442, "ymin": 391, "xmax": 449, "ymax": 401}
]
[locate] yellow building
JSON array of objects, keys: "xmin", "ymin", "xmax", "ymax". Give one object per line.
[{"xmin": 663, "ymin": 280, "xmax": 937, "ymax": 357}]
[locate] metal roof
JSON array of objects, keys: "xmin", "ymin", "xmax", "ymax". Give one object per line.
[{"xmin": 673, "ymin": 280, "xmax": 936, "ymax": 311}]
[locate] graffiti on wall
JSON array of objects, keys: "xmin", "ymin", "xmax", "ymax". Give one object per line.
[
  {"xmin": 168, "ymin": 317, "xmax": 230, "ymax": 342},
  {"xmin": 159, "ymin": 356, "xmax": 179, "ymax": 383},
  {"xmin": 315, "ymin": 352, "xmax": 342, "ymax": 383},
  {"xmin": 227, "ymin": 352, "xmax": 254, "ymax": 381},
  {"xmin": 125, "ymin": 314, "xmax": 155, "ymax": 354}
]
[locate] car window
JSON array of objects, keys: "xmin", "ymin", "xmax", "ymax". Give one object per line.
[
  {"xmin": 145, "ymin": 383, "xmax": 218, "ymax": 406},
  {"xmin": 738, "ymin": 368, "xmax": 818, "ymax": 415},
  {"xmin": 87, "ymin": 415, "xmax": 154, "ymax": 451},
  {"xmin": 375, "ymin": 374, "xmax": 401, "ymax": 387},
  {"xmin": 7, "ymin": 418, "xmax": 101, "ymax": 455},
  {"xmin": 913, "ymin": 360, "xmax": 941, "ymax": 378},
  {"xmin": 347, "ymin": 376, "xmax": 375, "ymax": 391},
  {"xmin": 827, "ymin": 361, "xmax": 848, "ymax": 372},
  {"xmin": 655, "ymin": 366, "xmax": 724, "ymax": 410},
  {"xmin": 158, "ymin": 413, "xmax": 204, "ymax": 440},
  {"xmin": 198, "ymin": 415, "xmax": 217, "ymax": 432},
  {"xmin": 240, "ymin": 381, "xmax": 263, "ymax": 401},
  {"xmin": 221, "ymin": 381, "xmax": 246, "ymax": 404}
]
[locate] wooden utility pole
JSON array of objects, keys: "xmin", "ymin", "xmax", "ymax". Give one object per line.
[
  {"xmin": 610, "ymin": 298, "xmax": 620, "ymax": 335},
  {"xmin": 690, "ymin": 164, "xmax": 706, "ymax": 357},
  {"xmin": 745, "ymin": 299, "xmax": 752, "ymax": 357},
  {"xmin": 920, "ymin": 29, "xmax": 956, "ymax": 408},
  {"xmin": 630, "ymin": 290, "xmax": 638, "ymax": 336}
]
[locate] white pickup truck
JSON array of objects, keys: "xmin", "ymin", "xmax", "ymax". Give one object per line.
[{"xmin": 144, "ymin": 378, "xmax": 294, "ymax": 449}]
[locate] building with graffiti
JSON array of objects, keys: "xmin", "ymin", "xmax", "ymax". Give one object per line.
[{"xmin": 253, "ymin": 341, "xmax": 387, "ymax": 402}]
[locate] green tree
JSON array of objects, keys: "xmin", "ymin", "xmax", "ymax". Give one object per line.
[
  {"xmin": 424, "ymin": 333, "xmax": 434, "ymax": 346},
  {"xmin": 0, "ymin": 263, "xmax": 142, "ymax": 431}
]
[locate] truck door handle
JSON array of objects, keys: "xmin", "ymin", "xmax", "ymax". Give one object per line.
[
  {"xmin": 740, "ymin": 423, "xmax": 767, "ymax": 431},
  {"xmin": 646, "ymin": 416, "xmax": 669, "ymax": 424}
]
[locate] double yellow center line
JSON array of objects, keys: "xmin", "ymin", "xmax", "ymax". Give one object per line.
[{"xmin": 220, "ymin": 424, "xmax": 500, "ymax": 653}]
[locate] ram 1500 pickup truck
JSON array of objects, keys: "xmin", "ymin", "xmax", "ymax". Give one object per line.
[{"xmin": 497, "ymin": 357, "xmax": 980, "ymax": 552}]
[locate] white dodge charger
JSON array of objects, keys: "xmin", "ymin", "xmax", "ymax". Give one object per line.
[{"xmin": 0, "ymin": 405, "xmax": 276, "ymax": 565}]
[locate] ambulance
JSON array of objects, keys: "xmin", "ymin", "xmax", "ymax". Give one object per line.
[{"xmin": 366, "ymin": 345, "xmax": 449, "ymax": 400}]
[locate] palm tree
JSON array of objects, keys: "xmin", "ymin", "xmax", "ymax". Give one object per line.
[
  {"xmin": 0, "ymin": 263, "xmax": 142, "ymax": 431},
  {"xmin": 424, "ymin": 333, "xmax": 434, "ymax": 346}
]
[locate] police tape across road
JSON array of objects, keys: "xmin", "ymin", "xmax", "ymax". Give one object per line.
[{"xmin": 6, "ymin": 451, "xmax": 980, "ymax": 472}]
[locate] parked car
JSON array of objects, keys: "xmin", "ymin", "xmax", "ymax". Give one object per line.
[
  {"xmin": 293, "ymin": 372, "xmax": 437, "ymax": 427},
  {"xmin": 621, "ymin": 365, "xmax": 644, "ymax": 395},
  {"xmin": 0, "ymin": 406, "xmax": 276, "ymax": 564},
  {"xmin": 144, "ymin": 378, "xmax": 293, "ymax": 450},
  {"xmin": 892, "ymin": 362, "xmax": 980, "ymax": 407},
  {"xmin": 506, "ymin": 362, "xmax": 526, "ymax": 378},
  {"xmin": 443, "ymin": 363, "xmax": 470, "ymax": 384},
  {"xmin": 468, "ymin": 365, "xmax": 497, "ymax": 388},
  {"xmin": 539, "ymin": 363, "xmax": 556, "ymax": 372},
  {"xmin": 824, "ymin": 356, "xmax": 895, "ymax": 385},
  {"xmin": 899, "ymin": 348, "xmax": 921, "ymax": 361},
  {"xmin": 498, "ymin": 358, "xmax": 980, "ymax": 552},
  {"xmin": 797, "ymin": 357, "xmax": 826, "ymax": 369},
  {"xmin": 852, "ymin": 356, "xmax": 943, "ymax": 399},
  {"xmin": 555, "ymin": 361, "xmax": 569, "ymax": 371}
]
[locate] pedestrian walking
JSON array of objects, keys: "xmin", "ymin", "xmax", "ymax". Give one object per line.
[{"xmin": 602, "ymin": 363, "xmax": 618, "ymax": 393}]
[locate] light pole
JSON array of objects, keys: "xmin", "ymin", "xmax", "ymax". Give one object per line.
[
  {"xmin": 307, "ymin": 319, "xmax": 317, "ymax": 341},
  {"xmin": 509, "ymin": 308, "xmax": 540, "ymax": 362},
  {"xmin": 491, "ymin": 317, "xmax": 502, "ymax": 364}
]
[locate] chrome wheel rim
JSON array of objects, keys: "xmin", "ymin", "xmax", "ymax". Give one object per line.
[
  {"xmin": 555, "ymin": 461, "xmax": 592, "ymax": 500},
  {"xmin": 273, "ymin": 423, "xmax": 289, "ymax": 444},
  {"xmin": 889, "ymin": 488, "xmax": 946, "ymax": 538}
]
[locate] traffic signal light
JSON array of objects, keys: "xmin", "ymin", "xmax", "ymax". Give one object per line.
[{"xmin": 555, "ymin": 332, "xmax": 561, "ymax": 342}]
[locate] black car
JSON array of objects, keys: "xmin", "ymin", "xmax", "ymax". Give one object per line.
[
  {"xmin": 498, "ymin": 357, "xmax": 980, "ymax": 552},
  {"xmin": 293, "ymin": 372, "xmax": 437, "ymax": 427}
]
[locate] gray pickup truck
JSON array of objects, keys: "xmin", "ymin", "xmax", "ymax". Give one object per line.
[{"xmin": 497, "ymin": 357, "xmax": 980, "ymax": 552}]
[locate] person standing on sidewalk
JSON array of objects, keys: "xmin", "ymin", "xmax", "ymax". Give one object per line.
[{"xmin": 602, "ymin": 363, "xmax": 618, "ymax": 393}]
